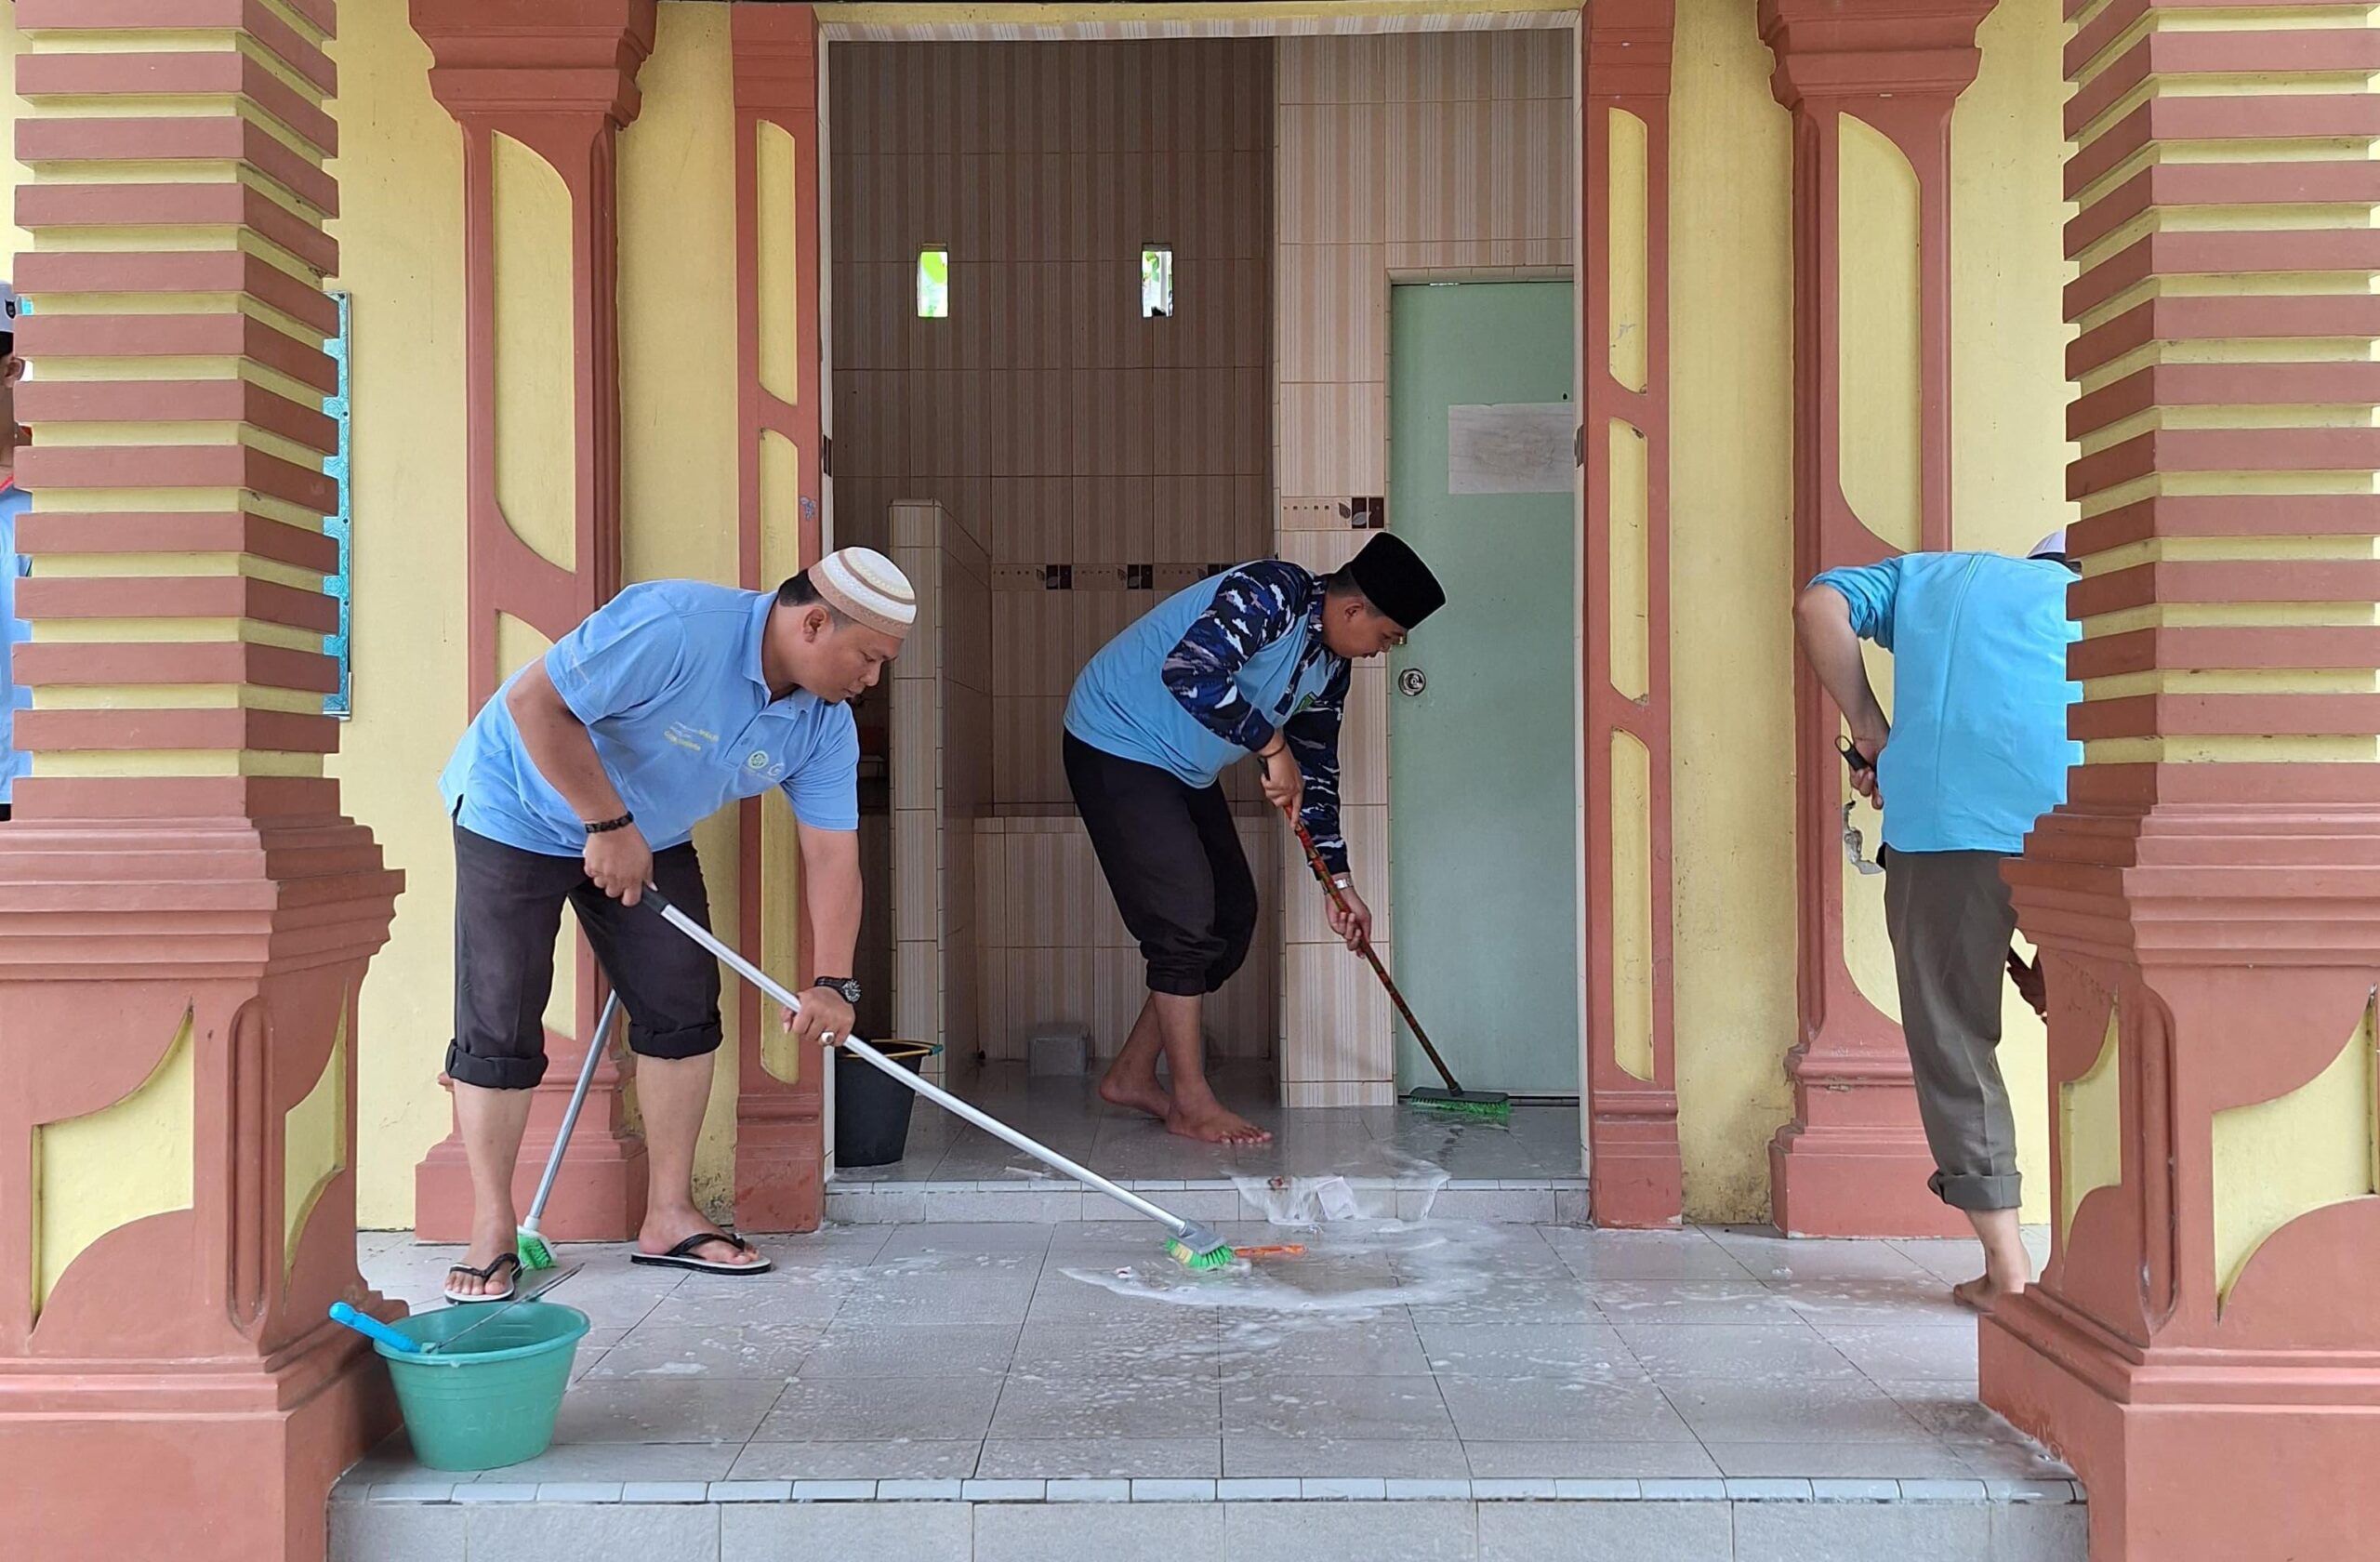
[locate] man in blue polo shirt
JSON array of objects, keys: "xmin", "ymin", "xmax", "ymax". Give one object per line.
[
  {"xmin": 1065, "ymin": 533, "xmax": 1445, "ymax": 1145},
  {"xmin": 1796, "ymin": 531, "xmax": 2081, "ymax": 1313},
  {"xmin": 436, "ymin": 549, "xmax": 915, "ymax": 1301}
]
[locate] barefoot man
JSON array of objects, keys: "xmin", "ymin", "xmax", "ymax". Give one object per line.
[
  {"xmin": 1064, "ymin": 534, "xmax": 1445, "ymax": 1144},
  {"xmin": 436, "ymin": 550, "xmax": 913, "ymax": 1301},
  {"xmin": 1794, "ymin": 531, "xmax": 2080, "ymax": 1311}
]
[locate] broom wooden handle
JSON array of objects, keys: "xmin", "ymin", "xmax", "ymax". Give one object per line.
[{"xmin": 1285, "ymin": 808, "xmax": 1467, "ymax": 1097}]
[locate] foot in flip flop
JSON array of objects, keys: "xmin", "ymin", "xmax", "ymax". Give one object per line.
[
  {"xmin": 444, "ymin": 1250, "xmax": 522, "ymax": 1304},
  {"xmin": 631, "ymin": 1215, "xmax": 774, "ymax": 1277}
]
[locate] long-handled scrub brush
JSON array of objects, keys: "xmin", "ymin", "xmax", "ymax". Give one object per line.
[
  {"xmin": 1285, "ymin": 807, "xmax": 1512, "ymax": 1124},
  {"xmin": 641, "ymin": 887, "xmax": 1240, "ymax": 1272}
]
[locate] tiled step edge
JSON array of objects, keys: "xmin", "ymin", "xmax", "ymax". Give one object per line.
[
  {"xmin": 822, "ymin": 1180, "xmax": 1593, "ymax": 1224},
  {"xmin": 342, "ymin": 1476, "xmax": 2084, "ymax": 1505}
]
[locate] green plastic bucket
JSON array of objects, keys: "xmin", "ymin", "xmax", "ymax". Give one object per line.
[{"xmin": 373, "ymin": 1301, "xmax": 588, "ymax": 1472}]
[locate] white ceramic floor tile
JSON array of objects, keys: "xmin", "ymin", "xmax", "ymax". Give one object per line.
[{"xmin": 351, "ymin": 1213, "xmax": 2057, "ymax": 1501}]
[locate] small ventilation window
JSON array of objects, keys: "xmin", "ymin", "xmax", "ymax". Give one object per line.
[
  {"xmin": 917, "ymin": 246, "xmax": 949, "ymax": 319},
  {"xmin": 1141, "ymin": 245, "xmax": 1173, "ymax": 319}
]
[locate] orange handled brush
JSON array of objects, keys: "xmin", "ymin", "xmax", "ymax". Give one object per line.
[{"xmin": 1284, "ymin": 807, "xmax": 1510, "ymax": 1123}]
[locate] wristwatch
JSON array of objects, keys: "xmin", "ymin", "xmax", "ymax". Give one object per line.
[{"xmin": 812, "ymin": 975, "xmax": 862, "ymax": 1005}]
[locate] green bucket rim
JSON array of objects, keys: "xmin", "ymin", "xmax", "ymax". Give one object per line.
[{"xmin": 374, "ymin": 1301, "xmax": 589, "ymax": 1368}]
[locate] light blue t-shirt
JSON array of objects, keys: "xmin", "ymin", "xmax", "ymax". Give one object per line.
[
  {"xmin": 0, "ymin": 479, "xmax": 30, "ymax": 806},
  {"xmin": 1064, "ymin": 562, "xmax": 1344, "ymax": 791},
  {"xmin": 440, "ymin": 579, "xmax": 861, "ymax": 857},
  {"xmin": 1812, "ymin": 550, "xmax": 2082, "ymax": 855}
]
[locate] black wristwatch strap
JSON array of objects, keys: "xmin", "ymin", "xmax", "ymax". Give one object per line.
[{"xmin": 584, "ymin": 812, "xmax": 636, "ymax": 835}]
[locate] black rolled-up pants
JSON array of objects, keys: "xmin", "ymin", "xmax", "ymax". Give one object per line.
[
  {"xmin": 445, "ymin": 822, "xmax": 723, "ymax": 1090},
  {"xmin": 1064, "ymin": 732, "xmax": 1258, "ymax": 999}
]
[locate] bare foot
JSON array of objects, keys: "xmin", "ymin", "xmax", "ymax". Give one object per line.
[
  {"xmin": 1951, "ymin": 1275, "xmax": 2023, "ymax": 1314},
  {"xmin": 1167, "ymin": 1103, "xmax": 1274, "ymax": 1145},
  {"xmin": 1098, "ymin": 1067, "xmax": 1172, "ymax": 1122}
]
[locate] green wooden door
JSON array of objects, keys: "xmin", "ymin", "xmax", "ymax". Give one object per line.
[{"xmin": 1386, "ymin": 282, "xmax": 1580, "ymax": 1098}]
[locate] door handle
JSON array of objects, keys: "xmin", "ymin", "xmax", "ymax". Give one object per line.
[{"xmin": 1398, "ymin": 668, "xmax": 1427, "ymax": 697}]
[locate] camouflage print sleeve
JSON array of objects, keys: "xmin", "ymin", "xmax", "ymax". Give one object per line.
[
  {"xmin": 1282, "ymin": 657, "xmax": 1351, "ymax": 877},
  {"xmin": 1159, "ymin": 560, "xmax": 1310, "ymax": 752}
]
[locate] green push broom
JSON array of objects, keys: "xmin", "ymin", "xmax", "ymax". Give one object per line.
[
  {"xmin": 516, "ymin": 988, "xmax": 623, "ymax": 1271},
  {"xmin": 1286, "ymin": 808, "xmax": 1511, "ymax": 1124}
]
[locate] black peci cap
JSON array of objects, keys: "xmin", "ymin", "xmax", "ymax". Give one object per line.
[{"xmin": 1345, "ymin": 532, "xmax": 1446, "ymax": 630}]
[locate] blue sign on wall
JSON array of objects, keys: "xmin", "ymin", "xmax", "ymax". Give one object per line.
[{"xmin": 324, "ymin": 290, "xmax": 352, "ymax": 718}]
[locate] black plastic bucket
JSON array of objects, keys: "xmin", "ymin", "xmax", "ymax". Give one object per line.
[{"xmin": 833, "ymin": 1041, "xmax": 940, "ymax": 1168}]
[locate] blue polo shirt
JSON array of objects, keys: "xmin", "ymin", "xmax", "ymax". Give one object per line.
[
  {"xmin": 0, "ymin": 477, "xmax": 30, "ymax": 806},
  {"xmin": 1065, "ymin": 562, "xmax": 1344, "ymax": 791},
  {"xmin": 1064, "ymin": 559, "xmax": 1355, "ymax": 873},
  {"xmin": 440, "ymin": 579, "xmax": 860, "ymax": 857},
  {"xmin": 1812, "ymin": 550, "xmax": 2081, "ymax": 855}
]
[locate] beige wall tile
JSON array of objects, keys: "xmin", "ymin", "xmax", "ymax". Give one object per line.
[
  {"xmin": 1276, "ymin": 528, "xmax": 1364, "ymax": 577},
  {"xmin": 974, "ymin": 823, "xmax": 1007, "ymax": 946},
  {"xmin": 1276, "ymin": 382, "xmax": 1377, "ymax": 498},
  {"xmin": 1278, "ymin": 244, "xmax": 1383, "ymax": 387},
  {"xmin": 944, "ymin": 813, "xmax": 976, "ymax": 933},
  {"xmin": 890, "ymin": 682, "xmax": 938, "ymax": 812},
  {"xmin": 946, "ymin": 685, "xmax": 994, "ymax": 816},
  {"xmin": 1281, "ymin": 801, "xmax": 1392, "ymax": 950},
  {"xmin": 943, "ymin": 921, "xmax": 979, "ymax": 1065},
  {"xmin": 1339, "ymin": 661, "xmax": 1389, "ymax": 809},
  {"xmin": 1284, "ymin": 1079, "xmax": 1396, "ymax": 1108},
  {"xmin": 895, "ymin": 939, "xmax": 942, "ymax": 1044},
  {"xmin": 893, "ymin": 806, "xmax": 939, "ymax": 946},
  {"xmin": 973, "ymin": 936, "xmax": 1009, "ymax": 1052},
  {"xmin": 1280, "ymin": 937, "xmax": 1395, "ymax": 1086},
  {"xmin": 1093, "ymin": 947, "xmax": 1144, "ymax": 1056}
]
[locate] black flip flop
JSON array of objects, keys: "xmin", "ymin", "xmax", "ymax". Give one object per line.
[
  {"xmin": 628, "ymin": 1231, "xmax": 774, "ymax": 1277},
  {"xmin": 443, "ymin": 1251, "xmax": 522, "ymax": 1304}
]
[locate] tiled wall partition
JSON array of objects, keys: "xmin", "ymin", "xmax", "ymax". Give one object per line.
[
  {"xmin": 828, "ymin": 38, "xmax": 1276, "ymax": 809},
  {"xmin": 1272, "ymin": 30, "xmax": 1577, "ymax": 1105},
  {"xmin": 888, "ymin": 501, "xmax": 993, "ymax": 1083},
  {"xmin": 830, "ymin": 40, "xmax": 1280, "ymax": 1068}
]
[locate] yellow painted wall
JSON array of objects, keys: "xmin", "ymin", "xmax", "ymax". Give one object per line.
[
  {"xmin": 1665, "ymin": 0, "xmax": 1798, "ymax": 1221},
  {"xmin": 1664, "ymin": 0, "xmax": 2073, "ymax": 1223},
  {"xmin": 325, "ymin": 0, "xmax": 471, "ymax": 1230},
  {"xmin": 615, "ymin": 6, "xmax": 748, "ymax": 1212},
  {"xmin": 332, "ymin": 5, "xmax": 747, "ymax": 1226}
]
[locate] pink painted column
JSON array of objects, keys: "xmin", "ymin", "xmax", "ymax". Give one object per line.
[
  {"xmin": 0, "ymin": 3, "xmax": 401, "ymax": 1557},
  {"xmin": 730, "ymin": 2, "xmax": 829, "ymax": 1233},
  {"xmin": 1580, "ymin": 0, "xmax": 1684, "ymax": 1227},
  {"xmin": 406, "ymin": 0, "xmax": 657, "ymax": 1242},
  {"xmin": 1985, "ymin": 5, "xmax": 2380, "ymax": 1555},
  {"xmin": 1761, "ymin": 0, "xmax": 1995, "ymax": 1237}
]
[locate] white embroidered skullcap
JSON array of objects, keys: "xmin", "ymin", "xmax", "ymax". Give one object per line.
[
  {"xmin": 2027, "ymin": 530, "xmax": 2069, "ymax": 560},
  {"xmin": 812, "ymin": 547, "xmax": 916, "ymax": 638}
]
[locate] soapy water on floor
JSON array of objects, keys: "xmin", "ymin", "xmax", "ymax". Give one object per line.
[{"xmin": 1056, "ymin": 1158, "xmax": 1518, "ymax": 1322}]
